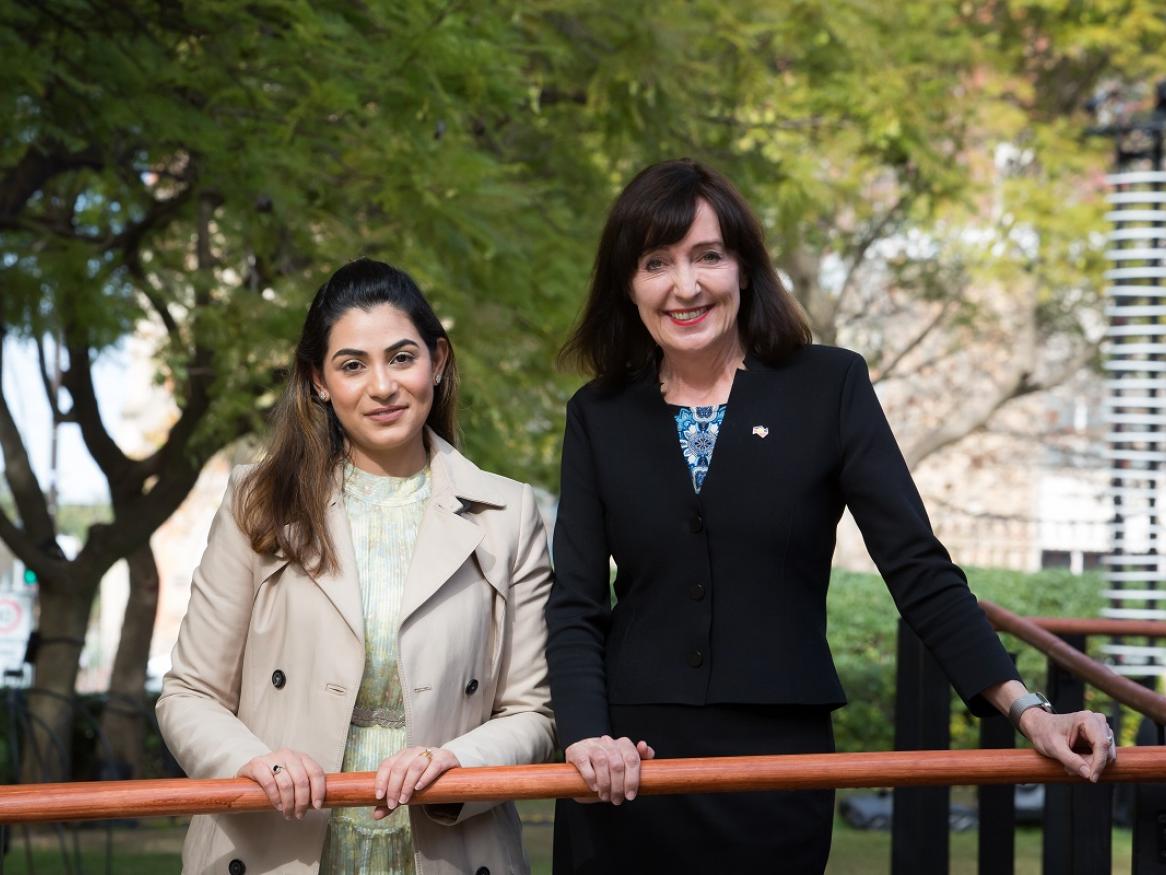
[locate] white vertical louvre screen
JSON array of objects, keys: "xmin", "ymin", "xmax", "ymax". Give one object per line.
[{"xmin": 1104, "ymin": 169, "xmax": 1166, "ymax": 674}]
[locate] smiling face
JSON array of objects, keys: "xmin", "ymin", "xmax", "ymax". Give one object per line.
[
  {"xmin": 313, "ymin": 303, "xmax": 448, "ymax": 477},
  {"xmin": 630, "ymin": 199, "xmax": 744, "ymax": 368}
]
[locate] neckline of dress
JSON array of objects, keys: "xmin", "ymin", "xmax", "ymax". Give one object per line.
[{"xmin": 342, "ymin": 462, "xmax": 431, "ymax": 507}]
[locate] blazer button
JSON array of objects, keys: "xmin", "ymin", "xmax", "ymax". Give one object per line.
[
  {"xmin": 688, "ymin": 649, "xmax": 704, "ymax": 668},
  {"xmin": 465, "ymin": 678, "xmax": 479, "ymax": 695},
  {"xmin": 228, "ymin": 859, "xmax": 246, "ymax": 875},
  {"xmin": 271, "ymin": 670, "xmax": 286, "ymax": 689},
  {"xmin": 688, "ymin": 513, "xmax": 704, "ymax": 534},
  {"xmin": 475, "ymin": 868, "xmax": 490, "ymax": 875},
  {"xmin": 689, "ymin": 583, "xmax": 705, "ymax": 601}
]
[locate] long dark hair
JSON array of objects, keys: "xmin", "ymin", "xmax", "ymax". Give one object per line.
[
  {"xmin": 237, "ymin": 258, "xmax": 459, "ymax": 574},
  {"xmin": 560, "ymin": 158, "xmax": 811, "ymax": 382}
]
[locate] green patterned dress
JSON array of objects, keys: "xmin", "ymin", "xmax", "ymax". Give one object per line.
[{"xmin": 320, "ymin": 463, "xmax": 431, "ymax": 875}]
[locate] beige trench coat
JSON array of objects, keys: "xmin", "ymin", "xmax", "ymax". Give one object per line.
[{"xmin": 157, "ymin": 433, "xmax": 556, "ymax": 875}]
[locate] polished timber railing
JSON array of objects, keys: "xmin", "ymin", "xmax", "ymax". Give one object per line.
[{"xmin": 0, "ymin": 748, "xmax": 1162, "ymax": 824}]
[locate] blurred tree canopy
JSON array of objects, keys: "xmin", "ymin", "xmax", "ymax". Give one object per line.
[{"xmin": 1, "ymin": 0, "xmax": 1165, "ymax": 775}]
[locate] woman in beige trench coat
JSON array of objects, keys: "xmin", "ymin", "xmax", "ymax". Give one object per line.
[{"xmin": 157, "ymin": 259, "xmax": 555, "ymax": 875}]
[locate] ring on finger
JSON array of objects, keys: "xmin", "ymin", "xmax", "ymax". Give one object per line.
[
  {"xmin": 272, "ymin": 764, "xmax": 284, "ymax": 775},
  {"xmin": 421, "ymin": 748, "xmax": 434, "ymax": 762}
]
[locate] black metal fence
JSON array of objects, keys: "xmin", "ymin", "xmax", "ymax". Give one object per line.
[{"xmin": 894, "ymin": 619, "xmax": 1165, "ymax": 874}]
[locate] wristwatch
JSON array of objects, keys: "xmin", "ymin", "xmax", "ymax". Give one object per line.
[{"xmin": 1008, "ymin": 691, "xmax": 1054, "ymax": 730}]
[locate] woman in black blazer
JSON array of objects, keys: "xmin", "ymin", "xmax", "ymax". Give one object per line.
[{"xmin": 546, "ymin": 158, "xmax": 1116, "ymax": 874}]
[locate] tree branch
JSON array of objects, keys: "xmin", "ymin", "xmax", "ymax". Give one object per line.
[
  {"xmin": 834, "ymin": 194, "xmax": 911, "ymax": 318},
  {"xmin": 872, "ymin": 297, "xmax": 956, "ymax": 384},
  {"xmin": 0, "ymin": 336, "xmax": 57, "ymax": 546},
  {"xmin": 125, "ymin": 260, "xmax": 181, "ymax": 342},
  {"xmin": 60, "ymin": 339, "xmax": 135, "ymax": 489},
  {"xmin": 34, "ymin": 334, "xmax": 64, "ymax": 423},
  {"xmin": 112, "ymin": 184, "xmax": 194, "ymax": 261},
  {"xmin": 0, "ymin": 143, "xmax": 102, "ymax": 225},
  {"xmin": 900, "ymin": 293, "xmax": 1049, "ymax": 467},
  {"xmin": 0, "ymin": 505, "xmax": 36, "ymax": 567}
]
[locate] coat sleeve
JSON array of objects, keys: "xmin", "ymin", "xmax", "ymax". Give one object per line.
[
  {"xmin": 543, "ymin": 394, "xmax": 614, "ymax": 748},
  {"xmin": 837, "ymin": 353, "xmax": 1019, "ymax": 715},
  {"xmin": 155, "ymin": 468, "xmax": 272, "ymax": 778},
  {"xmin": 432, "ymin": 482, "xmax": 556, "ymax": 824}
]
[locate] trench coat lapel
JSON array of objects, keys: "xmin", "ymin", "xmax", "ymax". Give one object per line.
[
  {"xmin": 399, "ymin": 432, "xmax": 505, "ymax": 625},
  {"xmin": 311, "ymin": 494, "xmax": 365, "ymax": 644}
]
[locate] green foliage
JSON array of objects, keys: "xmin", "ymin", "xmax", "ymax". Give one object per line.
[
  {"xmin": 4, "ymin": 1, "xmax": 1166, "ymax": 489},
  {"xmin": 827, "ymin": 567, "xmax": 1105, "ymax": 753}
]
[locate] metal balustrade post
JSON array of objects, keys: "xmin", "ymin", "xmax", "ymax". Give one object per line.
[
  {"xmin": 892, "ymin": 620, "xmax": 951, "ymax": 875},
  {"xmin": 1042, "ymin": 635, "xmax": 1113, "ymax": 875},
  {"xmin": 978, "ymin": 652, "xmax": 1019, "ymax": 875}
]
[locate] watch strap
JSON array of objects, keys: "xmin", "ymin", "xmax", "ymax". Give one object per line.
[{"xmin": 1008, "ymin": 691, "xmax": 1054, "ymax": 730}]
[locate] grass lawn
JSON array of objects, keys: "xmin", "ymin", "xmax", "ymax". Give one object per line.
[
  {"xmin": 0, "ymin": 808, "xmax": 1135, "ymax": 874},
  {"xmin": 826, "ymin": 821, "xmax": 1132, "ymax": 874}
]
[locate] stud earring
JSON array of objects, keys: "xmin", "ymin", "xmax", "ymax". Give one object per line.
[
  {"xmin": 318, "ymin": 391, "xmax": 330, "ymax": 402},
  {"xmin": 434, "ymin": 373, "xmax": 443, "ymax": 385}
]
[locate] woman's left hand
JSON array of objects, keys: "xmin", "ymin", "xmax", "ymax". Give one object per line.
[
  {"xmin": 1019, "ymin": 708, "xmax": 1117, "ymax": 783},
  {"xmin": 372, "ymin": 746, "xmax": 461, "ymax": 820}
]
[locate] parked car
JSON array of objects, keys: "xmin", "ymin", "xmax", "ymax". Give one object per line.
[{"xmin": 839, "ymin": 790, "xmax": 977, "ymax": 832}]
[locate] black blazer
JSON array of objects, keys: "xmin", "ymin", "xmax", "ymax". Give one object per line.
[{"xmin": 545, "ymin": 344, "xmax": 1020, "ymax": 748}]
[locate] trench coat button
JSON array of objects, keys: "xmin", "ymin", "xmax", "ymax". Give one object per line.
[
  {"xmin": 465, "ymin": 678, "xmax": 479, "ymax": 695},
  {"xmin": 271, "ymin": 670, "xmax": 286, "ymax": 689},
  {"xmin": 688, "ymin": 649, "xmax": 704, "ymax": 668},
  {"xmin": 228, "ymin": 860, "xmax": 246, "ymax": 875},
  {"xmin": 688, "ymin": 513, "xmax": 704, "ymax": 534},
  {"xmin": 689, "ymin": 583, "xmax": 705, "ymax": 601}
]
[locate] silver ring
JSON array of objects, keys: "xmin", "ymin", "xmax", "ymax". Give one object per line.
[{"xmin": 272, "ymin": 764, "xmax": 284, "ymax": 775}]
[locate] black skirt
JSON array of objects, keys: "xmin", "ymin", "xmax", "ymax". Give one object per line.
[{"xmin": 552, "ymin": 704, "xmax": 836, "ymax": 875}]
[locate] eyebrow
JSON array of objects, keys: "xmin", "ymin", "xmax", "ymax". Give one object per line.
[{"xmin": 330, "ymin": 339, "xmax": 420, "ymax": 361}]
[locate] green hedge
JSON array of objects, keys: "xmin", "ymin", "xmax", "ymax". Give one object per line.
[{"xmin": 826, "ymin": 567, "xmax": 1106, "ymax": 753}]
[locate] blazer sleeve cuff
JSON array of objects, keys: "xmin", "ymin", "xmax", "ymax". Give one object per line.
[{"xmin": 956, "ymin": 658, "xmax": 1022, "ymax": 718}]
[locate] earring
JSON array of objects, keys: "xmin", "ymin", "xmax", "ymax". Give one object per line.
[
  {"xmin": 434, "ymin": 373, "xmax": 443, "ymax": 385},
  {"xmin": 318, "ymin": 391, "xmax": 330, "ymax": 402}
]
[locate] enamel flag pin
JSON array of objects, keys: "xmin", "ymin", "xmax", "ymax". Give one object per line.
[{"xmin": 752, "ymin": 426, "xmax": 769, "ymax": 439}]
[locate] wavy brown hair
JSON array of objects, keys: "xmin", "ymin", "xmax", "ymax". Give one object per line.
[
  {"xmin": 560, "ymin": 158, "xmax": 811, "ymax": 384},
  {"xmin": 236, "ymin": 258, "xmax": 459, "ymax": 575}
]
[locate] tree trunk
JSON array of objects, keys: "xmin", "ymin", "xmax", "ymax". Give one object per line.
[
  {"xmin": 96, "ymin": 544, "xmax": 160, "ymax": 780},
  {"xmin": 19, "ymin": 578, "xmax": 95, "ymax": 784}
]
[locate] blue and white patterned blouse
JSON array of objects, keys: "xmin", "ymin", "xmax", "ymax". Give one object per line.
[{"xmin": 673, "ymin": 404, "xmax": 727, "ymax": 493}]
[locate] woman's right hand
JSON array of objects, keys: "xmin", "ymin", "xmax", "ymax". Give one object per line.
[
  {"xmin": 237, "ymin": 748, "xmax": 327, "ymax": 819},
  {"xmin": 564, "ymin": 735, "xmax": 655, "ymax": 804}
]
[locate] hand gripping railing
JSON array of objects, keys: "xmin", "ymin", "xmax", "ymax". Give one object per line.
[{"xmin": 1, "ymin": 747, "xmax": 1165, "ymax": 823}]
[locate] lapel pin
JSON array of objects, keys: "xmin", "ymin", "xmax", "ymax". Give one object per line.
[{"xmin": 752, "ymin": 426, "xmax": 769, "ymax": 439}]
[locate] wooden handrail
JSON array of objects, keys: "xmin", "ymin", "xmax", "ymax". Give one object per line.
[
  {"xmin": 1026, "ymin": 616, "xmax": 1166, "ymax": 639},
  {"xmin": 980, "ymin": 600, "xmax": 1166, "ymax": 724},
  {"xmin": 1, "ymin": 748, "xmax": 1164, "ymax": 824}
]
